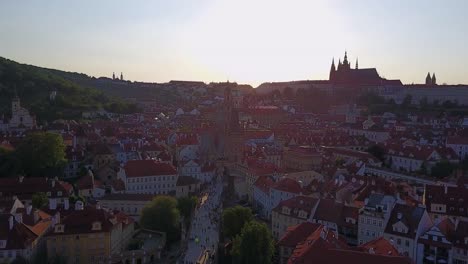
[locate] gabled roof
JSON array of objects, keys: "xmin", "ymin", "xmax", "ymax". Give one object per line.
[
  {"xmin": 0, "ymin": 214, "xmax": 37, "ymax": 250},
  {"xmin": 384, "ymin": 203, "xmax": 426, "ymax": 239}
]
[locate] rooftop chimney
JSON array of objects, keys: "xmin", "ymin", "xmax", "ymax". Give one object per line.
[
  {"xmin": 444, "ymin": 184, "xmax": 448, "ymax": 194},
  {"xmin": 33, "ymin": 209, "xmax": 39, "ymax": 223}
]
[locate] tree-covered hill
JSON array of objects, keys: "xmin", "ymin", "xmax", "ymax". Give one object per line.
[{"xmin": 0, "ymin": 57, "xmax": 138, "ymax": 123}]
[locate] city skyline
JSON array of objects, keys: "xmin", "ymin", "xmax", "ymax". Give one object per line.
[{"xmin": 1, "ymin": 0, "xmax": 468, "ymax": 86}]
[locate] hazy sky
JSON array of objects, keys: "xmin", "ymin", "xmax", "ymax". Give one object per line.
[{"xmin": 1, "ymin": 0, "xmax": 467, "ymax": 86}]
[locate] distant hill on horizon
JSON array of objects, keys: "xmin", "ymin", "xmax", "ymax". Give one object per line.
[{"xmin": 0, "ymin": 57, "xmax": 138, "ymax": 122}]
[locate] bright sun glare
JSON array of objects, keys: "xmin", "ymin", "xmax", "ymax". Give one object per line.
[{"xmin": 178, "ymin": 0, "xmax": 353, "ymax": 86}]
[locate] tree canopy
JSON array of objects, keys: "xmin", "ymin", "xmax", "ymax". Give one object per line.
[
  {"xmin": 367, "ymin": 145, "xmax": 386, "ymax": 162},
  {"xmin": 32, "ymin": 192, "xmax": 48, "ymax": 209},
  {"xmin": 222, "ymin": 206, "xmax": 254, "ymax": 238},
  {"xmin": 0, "ymin": 132, "xmax": 67, "ymax": 177},
  {"xmin": 431, "ymin": 160, "xmax": 455, "ymax": 179},
  {"xmin": 231, "ymin": 221, "xmax": 275, "ymax": 264},
  {"xmin": 177, "ymin": 196, "xmax": 197, "ymax": 226},
  {"xmin": 140, "ymin": 196, "xmax": 181, "ymax": 243},
  {"xmin": 16, "ymin": 132, "xmax": 67, "ymax": 177}
]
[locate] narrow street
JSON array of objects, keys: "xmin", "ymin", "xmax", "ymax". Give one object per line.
[{"xmin": 179, "ymin": 172, "xmax": 224, "ymax": 264}]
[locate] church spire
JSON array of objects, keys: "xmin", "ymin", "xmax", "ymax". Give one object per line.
[
  {"xmin": 355, "ymin": 58, "xmax": 358, "ymax": 69},
  {"xmin": 343, "ymin": 51, "xmax": 349, "ymax": 65},
  {"xmin": 432, "ymin": 73, "xmax": 437, "ymax": 85},
  {"xmin": 112, "ymin": 72, "xmax": 115, "ymax": 80},
  {"xmin": 425, "ymin": 72, "xmax": 431, "ymax": 85},
  {"xmin": 120, "ymin": 72, "xmax": 123, "ymax": 81},
  {"xmin": 329, "ymin": 58, "xmax": 336, "ymax": 80}
]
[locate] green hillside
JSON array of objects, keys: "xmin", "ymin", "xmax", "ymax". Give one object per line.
[{"xmin": 0, "ymin": 57, "xmax": 138, "ymax": 122}]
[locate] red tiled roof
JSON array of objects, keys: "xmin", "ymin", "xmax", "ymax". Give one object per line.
[
  {"xmin": 124, "ymin": 160, "xmax": 177, "ymax": 177},
  {"xmin": 287, "ymin": 225, "xmax": 412, "ymax": 264},
  {"xmin": 424, "ymin": 183, "xmax": 468, "ymax": 218},
  {"xmin": 99, "ymin": 193, "xmax": 154, "ymax": 201},
  {"xmin": 0, "ymin": 177, "xmax": 72, "ymax": 200},
  {"xmin": 357, "ymin": 237, "xmax": 400, "ymax": 256},
  {"xmin": 273, "ymin": 178, "xmax": 303, "ymax": 194},
  {"xmin": 277, "ymin": 222, "xmax": 321, "ymax": 248}
]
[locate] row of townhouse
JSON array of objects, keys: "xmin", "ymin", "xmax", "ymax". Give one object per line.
[
  {"xmin": 273, "ymin": 186, "xmax": 468, "ymax": 264},
  {"xmin": 271, "ymin": 196, "xmax": 359, "ymax": 245},
  {"xmin": 384, "ymin": 145, "xmax": 459, "ymax": 173}
]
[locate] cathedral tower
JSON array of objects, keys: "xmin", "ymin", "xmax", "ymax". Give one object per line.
[
  {"xmin": 329, "ymin": 58, "xmax": 336, "ymax": 81},
  {"xmin": 425, "ymin": 72, "xmax": 432, "ymax": 85}
]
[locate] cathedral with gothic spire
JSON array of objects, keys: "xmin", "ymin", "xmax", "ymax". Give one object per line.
[
  {"xmin": 425, "ymin": 72, "xmax": 437, "ymax": 85},
  {"xmin": 329, "ymin": 51, "xmax": 401, "ymax": 87}
]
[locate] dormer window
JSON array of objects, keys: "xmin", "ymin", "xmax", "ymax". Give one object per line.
[
  {"xmin": 92, "ymin": 221, "xmax": 102, "ymax": 231},
  {"xmin": 282, "ymin": 206, "xmax": 291, "ymax": 215},
  {"xmin": 46, "ymin": 192, "xmax": 51, "ymax": 197},
  {"xmin": 0, "ymin": 240, "xmax": 6, "ymax": 249},
  {"xmin": 298, "ymin": 210, "xmax": 307, "ymax": 219},
  {"xmin": 57, "ymin": 191, "xmax": 62, "ymax": 197}
]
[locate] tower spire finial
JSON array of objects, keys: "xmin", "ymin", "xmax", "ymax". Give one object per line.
[
  {"xmin": 343, "ymin": 50, "xmax": 349, "ymax": 66},
  {"xmin": 355, "ymin": 57, "xmax": 358, "ymax": 69}
]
